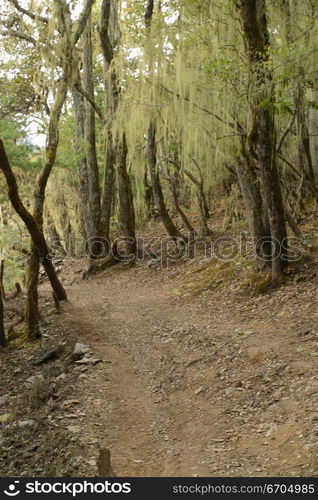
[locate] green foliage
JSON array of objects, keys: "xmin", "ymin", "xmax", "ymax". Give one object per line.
[{"xmin": 0, "ymin": 117, "xmax": 38, "ymax": 171}]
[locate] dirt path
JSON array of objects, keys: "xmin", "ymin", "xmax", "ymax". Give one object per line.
[{"xmin": 58, "ymin": 265, "xmax": 318, "ymax": 477}]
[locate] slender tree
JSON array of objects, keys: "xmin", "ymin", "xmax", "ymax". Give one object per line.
[
  {"xmin": 0, "ymin": 276, "xmax": 6, "ymax": 347},
  {"xmin": 99, "ymin": 0, "xmax": 119, "ymax": 245},
  {"xmin": 23, "ymin": 0, "xmax": 96, "ymax": 337},
  {"xmin": 117, "ymin": 133, "xmax": 137, "ymax": 256},
  {"xmin": 147, "ymin": 121, "xmax": 182, "ymax": 240},
  {"xmin": 0, "ymin": 139, "xmax": 67, "ymax": 302}
]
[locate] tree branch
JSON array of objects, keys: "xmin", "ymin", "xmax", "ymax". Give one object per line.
[
  {"xmin": 277, "ymin": 153, "xmax": 302, "ymax": 178},
  {"xmin": 191, "ymin": 158, "xmax": 204, "ymax": 183},
  {"xmin": 161, "ymin": 155, "xmax": 200, "ymax": 186},
  {"xmin": 276, "ymin": 109, "xmax": 297, "ymax": 154},
  {"xmin": 145, "ymin": 0, "xmax": 154, "ymax": 27},
  {"xmin": 0, "ymin": 28, "xmax": 36, "ymax": 45},
  {"xmin": 7, "ymin": 0, "xmax": 48, "ymax": 24},
  {"xmin": 74, "ymin": 82, "xmax": 105, "ymax": 123},
  {"xmin": 73, "ymin": 0, "xmax": 96, "ymax": 46},
  {"xmin": 99, "ymin": 0, "xmax": 114, "ymax": 65}
]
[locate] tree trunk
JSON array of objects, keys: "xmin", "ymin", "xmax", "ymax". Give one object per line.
[
  {"xmin": 239, "ymin": 0, "xmax": 288, "ymax": 282},
  {"xmin": 143, "ymin": 166, "xmax": 155, "ymax": 218},
  {"xmin": 162, "ymin": 156, "xmax": 210, "ymax": 235},
  {"xmin": 2, "ymin": 0, "xmax": 94, "ymax": 336},
  {"xmin": 170, "ymin": 182, "xmax": 196, "ymax": 236},
  {"xmin": 0, "ymin": 277, "xmax": 6, "ymax": 347},
  {"xmin": 72, "ymin": 89, "xmax": 93, "ymax": 242},
  {"xmin": 295, "ymin": 84, "xmax": 317, "ymax": 199},
  {"xmin": 145, "ymin": 0, "xmax": 154, "ymax": 26},
  {"xmin": 45, "ymin": 209, "xmax": 66, "ymax": 256},
  {"xmin": 99, "ymin": 0, "xmax": 119, "ymax": 246},
  {"xmin": 117, "ymin": 132, "xmax": 136, "ymax": 256},
  {"xmin": 236, "ymin": 141, "xmax": 270, "ymax": 266},
  {"xmin": 0, "ymin": 139, "xmax": 67, "ymax": 301},
  {"xmin": 308, "ymin": 83, "xmax": 318, "ymax": 179},
  {"xmin": 0, "ymin": 259, "xmax": 5, "ymax": 300},
  {"xmin": 25, "ymin": 249, "xmax": 40, "ymax": 339},
  {"xmin": 100, "ymin": 131, "xmax": 116, "ymax": 245},
  {"xmin": 191, "ymin": 159, "xmax": 210, "ymax": 220},
  {"xmin": 25, "ymin": 59, "xmax": 69, "ymax": 337},
  {"xmin": 83, "ymin": 16, "xmax": 102, "ymax": 236},
  {"xmin": 147, "ymin": 121, "xmax": 182, "ymax": 240}
]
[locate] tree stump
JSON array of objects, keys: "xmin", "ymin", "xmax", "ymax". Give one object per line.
[{"xmin": 97, "ymin": 445, "xmax": 116, "ymax": 477}]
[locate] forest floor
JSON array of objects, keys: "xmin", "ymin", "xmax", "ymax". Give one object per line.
[{"xmin": 1, "ymin": 212, "xmax": 318, "ymax": 477}]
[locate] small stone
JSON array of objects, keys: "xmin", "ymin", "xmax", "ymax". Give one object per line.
[
  {"xmin": 67, "ymin": 425, "xmax": 81, "ymax": 433},
  {"xmin": 194, "ymin": 386, "xmax": 204, "ymax": 395},
  {"xmin": 76, "ymin": 356, "xmax": 102, "ymax": 366},
  {"xmin": 63, "ymin": 400, "xmax": 81, "ymax": 407},
  {"xmin": 265, "ymin": 423, "xmax": 278, "ymax": 437},
  {"xmin": 18, "ymin": 419, "xmax": 36, "ymax": 427},
  {"xmin": 25, "ymin": 374, "xmax": 44, "ymax": 387},
  {"xmin": 56, "ymin": 373, "xmax": 66, "ymax": 381},
  {"xmin": 73, "ymin": 343, "xmax": 91, "ymax": 357}
]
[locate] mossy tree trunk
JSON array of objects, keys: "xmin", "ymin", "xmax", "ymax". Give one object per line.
[
  {"xmin": 0, "ymin": 140, "xmax": 67, "ymax": 340},
  {"xmin": 236, "ymin": 138, "xmax": 271, "ymax": 267},
  {"xmin": 24, "ymin": 0, "xmax": 95, "ymax": 337},
  {"xmin": 117, "ymin": 132, "xmax": 137, "ymax": 257},
  {"xmin": 0, "ymin": 274, "xmax": 6, "ymax": 347},
  {"xmin": 239, "ymin": 0, "xmax": 288, "ymax": 283},
  {"xmin": 99, "ymin": 0, "xmax": 119, "ymax": 247},
  {"xmin": 25, "ymin": 76, "xmax": 69, "ymax": 339},
  {"xmin": 143, "ymin": 166, "xmax": 155, "ymax": 218},
  {"xmin": 82, "ymin": 16, "xmax": 102, "ymax": 243}
]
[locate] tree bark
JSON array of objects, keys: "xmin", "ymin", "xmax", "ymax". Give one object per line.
[
  {"xmin": 99, "ymin": 0, "xmax": 119, "ymax": 245},
  {"xmin": 0, "ymin": 259, "xmax": 5, "ymax": 300},
  {"xmin": 295, "ymin": 84, "xmax": 317, "ymax": 199},
  {"xmin": 100, "ymin": 131, "xmax": 116, "ymax": 244},
  {"xmin": 24, "ymin": 0, "xmax": 95, "ymax": 335},
  {"xmin": 0, "ymin": 276, "xmax": 6, "ymax": 347},
  {"xmin": 168, "ymin": 180, "xmax": 195, "ymax": 236},
  {"xmin": 236, "ymin": 141, "xmax": 270, "ymax": 266},
  {"xmin": 25, "ymin": 250, "xmax": 40, "ymax": 339},
  {"xmin": 45, "ymin": 209, "xmax": 66, "ymax": 256},
  {"xmin": 239, "ymin": 0, "xmax": 288, "ymax": 282},
  {"xmin": 72, "ymin": 89, "xmax": 94, "ymax": 247},
  {"xmin": 162, "ymin": 156, "xmax": 210, "ymax": 235},
  {"xmin": 0, "ymin": 139, "xmax": 67, "ymax": 301},
  {"xmin": 143, "ymin": 166, "xmax": 155, "ymax": 218},
  {"xmin": 145, "ymin": 0, "xmax": 155, "ymax": 27},
  {"xmin": 117, "ymin": 132, "xmax": 136, "ymax": 256},
  {"xmin": 147, "ymin": 121, "xmax": 182, "ymax": 240},
  {"xmin": 83, "ymin": 16, "xmax": 102, "ymax": 236}
]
